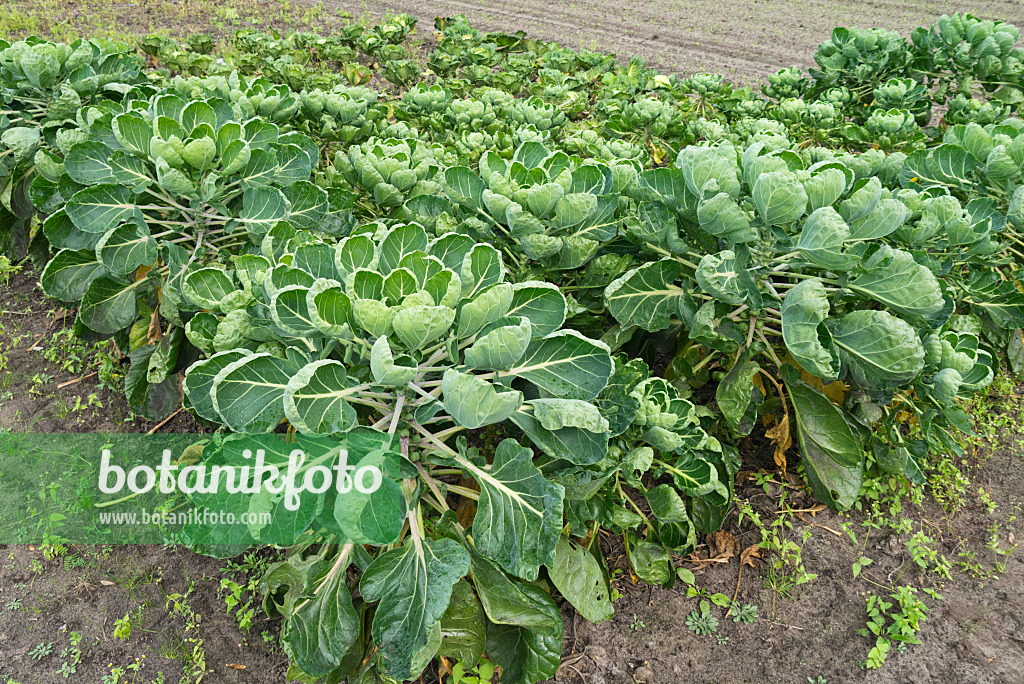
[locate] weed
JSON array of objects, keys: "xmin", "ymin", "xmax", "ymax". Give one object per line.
[
  {"xmin": 685, "ymin": 600, "xmax": 719, "ymax": 635},
  {"xmin": 731, "ymin": 603, "xmax": 759, "ymax": 624},
  {"xmin": 629, "ymin": 614, "xmax": 646, "ymax": 631},
  {"xmin": 906, "ymin": 531, "xmax": 952, "ymax": 579},
  {"xmin": 859, "ymin": 586, "xmax": 929, "ymax": 669},
  {"xmin": 0, "ymin": 256, "xmax": 20, "ymax": 286},
  {"xmin": 57, "ymin": 632, "xmax": 83, "ymax": 679},
  {"xmin": 29, "ymin": 641, "xmax": 54, "ymax": 660},
  {"xmin": 447, "ymin": 658, "xmax": 496, "ymax": 684},
  {"xmin": 852, "ymin": 556, "xmax": 873, "ymax": 579},
  {"xmin": 737, "ymin": 496, "xmax": 817, "ymax": 606}
]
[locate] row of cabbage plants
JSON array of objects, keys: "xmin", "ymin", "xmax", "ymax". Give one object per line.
[{"xmin": 1, "ymin": 12, "xmax": 1023, "ymax": 683}]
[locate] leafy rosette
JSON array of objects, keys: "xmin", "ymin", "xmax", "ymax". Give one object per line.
[
  {"xmin": 603, "ymin": 139, "xmax": 1012, "ymax": 510},
  {"xmin": 332, "ymin": 137, "xmax": 442, "ymax": 211},
  {"xmin": 549, "ymin": 356, "xmax": 733, "ymax": 586},
  {"xmin": 179, "ymin": 223, "xmax": 621, "ymax": 681},
  {"xmin": 38, "ymin": 96, "xmax": 351, "ymax": 417},
  {"xmin": 296, "ymin": 84, "xmax": 381, "ymax": 143},
  {"xmin": 0, "ymin": 37, "xmax": 145, "ymax": 256},
  {"xmin": 442, "ymin": 141, "xmax": 634, "ymax": 269}
]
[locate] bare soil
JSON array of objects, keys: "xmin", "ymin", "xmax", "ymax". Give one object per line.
[
  {"xmin": 565, "ymin": 445, "xmax": 1024, "ymax": 684},
  {"xmin": 326, "ymin": 0, "xmax": 1024, "ymax": 85},
  {"xmin": 0, "ymin": 269, "xmax": 287, "ymax": 683}
]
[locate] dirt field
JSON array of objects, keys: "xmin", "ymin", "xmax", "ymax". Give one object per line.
[{"xmin": 326, "ymin": 0, "xmax": 1024, "ymax": 84}]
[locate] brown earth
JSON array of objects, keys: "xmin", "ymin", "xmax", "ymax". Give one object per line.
[
  {"xmin": 324, "ymin": 0, "xmax": 1024, "ymax": 85},
  {"xmin": 0, "ymin": 268, "xmax": 287, "ymax": 684},
  {"xmin": 564, "ymin": 440, "xmax": 1024, "ymax": 684}
]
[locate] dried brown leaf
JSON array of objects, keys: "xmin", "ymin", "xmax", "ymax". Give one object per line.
[
  {"xmin": 740, "ymin": 545, "xmax": 762, "ymax": 568},
  {"xmin": 764, "ymin": 413, "xmax": 792, "ymax": 471},
  {"xmin": 706, "ymin": 531, "xmax": 739, "ymax": 561}
]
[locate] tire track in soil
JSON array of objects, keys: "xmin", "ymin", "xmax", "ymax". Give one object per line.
[{"xmin": 323, "ymin": 0, "xmax": 1024, "ymax": 84}]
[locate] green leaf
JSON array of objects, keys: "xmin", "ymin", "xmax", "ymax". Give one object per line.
[
  {"xmin": 696, "ymin": 250, "xmax": 745, "ymax": 305},
  {"xmin": 1009, "ymin": 330, "xmax": 1024, "ymax": 379},
  {"xmin": 40, "ymin": 249, "xmax": 106, "ymax": 303},
  {"xmin": 112, "ymin": 113, "xmax": 153, "ymax": 157},
  {"xmin": 646, "ymin": 484, "xmax": 697, "ymax": 552},
  {"xmin": 752, "ymin": 171, "xmax": 808, "ymax": 227},
  {"xmin": 371, "ymin": 336, "xmax": 418, "ymax": 387},
  {"xmin": 66, "ymin": 184, "xmax": 139, "ymax": 233},
  {"xmin": 828, "ymin": 310, "xmax": 925, "ymax": 390},
  {"xmin": 470, "ymin": 553, "xmax": 560, "ymax": 634},
  {"xmin": 65, "ymin": 141, "xmax": 115, "ymax": 184},
  {"xmin": 847, "ymin": 198, "xmax": 908, "ymax": 241},
  {"xmin": 108, "ymin": 151, "xmax": 152, "ymax": 191},
  {"xmin": 803, "ymin": 163, "xmax": 849, "ymax": 212},
  {"xmin": 508, "ymin": 282, "xmax": 566, "ymax": 339},
  {"xmin": 211, "ymin": 352, "xmax": 291, "ymax": 432},
  {"xmin": 783, "ymin": 367, "xmax": 863, "ymax": 510},
  {"xmin": 457, "ymin": 283, "xmax": 512, "ymax": 338},
  {"xmin": 283, "ymin": 555, "xmax": 360, "ymax": 678},
  {"xmin": 155, "ymin": 157, "xmax": 197, "ymax": 198},
  {"xmin": 509, "ymin": 400, "xmax": 609, "ymax": 466},
  {"xmin": 284, "ymin": 360, "xmax": 360, "ymax": 435},
  {"xmin": 547, "ymin": 535, "xmax": 613, "ymax": 622},
  {"xmin": 848, "ymin": 247, "xmax": 944, "ymax": 318},
  {"xmin": 78, "ymin": 275, "xmax": 152, "ymax": 334},
  {"xmin": 240, "ymin": 185, "xmax": 290, "ymax": 235},
  {"xmin": 283, "ymin": 181, "xmax": 329, "ymax": 229},
  {"xmin": 183, "ymin": 136, "xmax": 216, "ymax": 172},
  {"xmin": 429, "ymin": 233, "xmax": 476, "ymax": 273},
  {"xmin": 509, "ymin": 330, "xmax": 613, "ymax": 401},
  {"xmin": 442, "ymin": 369, "xmax": 522, "ymax": 429},
  {"xmin": 292, "ymin": 242, "xmax": 337, "ymax": 281},
  {"xmin": 360, "ymin": 537, "xmax": 471, "ymax": 680},
  {"xmin": 96, "ymin": 219, "xmax": 156, "ymax": 275},
  {"xmin": 900, "ymin": 144, "xmax": 978, "ymax": 192},
  {"xmin": 183, "ymin": 350, "xmax": 248, "ymax": 423},
  {"xmin": 838, "ymin": 177, "xmax": 882, "ymax": 224},
  {"xmin": 464, "ymin": 316, "xmax": 532, "ymax": 369},
  {"xmin": 42, "ymin": 210, "xmax": 101, "ymax": 251},
  {"xmin": 273, "ymin": 143, "xmax": 312, "ymax": 185},
  {"xmin": 604, "ymin": 260, "xmax": 683, "ymax": 331},
  {"xmin": 716, "ymin": 354, "xmax": 761, "ymax": 433},
  {"xmin": 379, "ymin": 223, "xmax": 429, "ymax": 275},
  {"xmin": 124, "ymin": 344, "xmax": 181, "ymax": 421},
  {"xmin": 460, "ymin": 243, "xmax": 505, "ymax": 301},
  {"xmin": 436, "ymin": 580, "xmax": 486, "ymax": 669},
  {"xmin": 625, "ymin": 531, "xmax": 672, "ymax": 585},
  {"xmin": 182, "ymin": 267, "xmax": 234, "ymax": 311},
  {"xmin": 240, "ymin": 147, "xmax": 277, "ymax": 188},
  {"xmin": 307, "ymin": 280, "xmax": 352, "ymax": 336},
  {"xmin": 393, "ymin": 305, "xmax": 456, "ymax": 350},
  {"xmin": 462, "ymin": 439, "xmax": 564, "ymax": 581},
  {"xmin": 697, "ymin": 192, "xmax": 757, "ymax": 243},
  {"xmin": 181, "ymin": 101, "xmax": 217, "ymax": 135},
  {"xmin": 797, "ymin": 207, "xmax": 857, "ymax": 270},
  {"xmin": 335, "ymin": 234, "xmax": 378, "ymax": 279},
  {"xmin": 442, "ymin": 166, "xmax": 485, "ymax": 211},
  {"xmin": 333, "ymin": 444, "xmax": 406, "ymax": 546},
  {"xmin": 272, "ymin": 285, "xmax": 318, "ymax": 335},
  {"xmin": 781, "ymin": 278, "xmax": 841, "ymax": 381},
  {"xmin": 484, "ymin": 584, "xmax": 562, "ymax": 684}
]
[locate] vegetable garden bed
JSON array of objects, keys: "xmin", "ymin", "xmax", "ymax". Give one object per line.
[{"xmin": 1, "ymin": 6, "xmax": 1023, "ymax": 683}]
